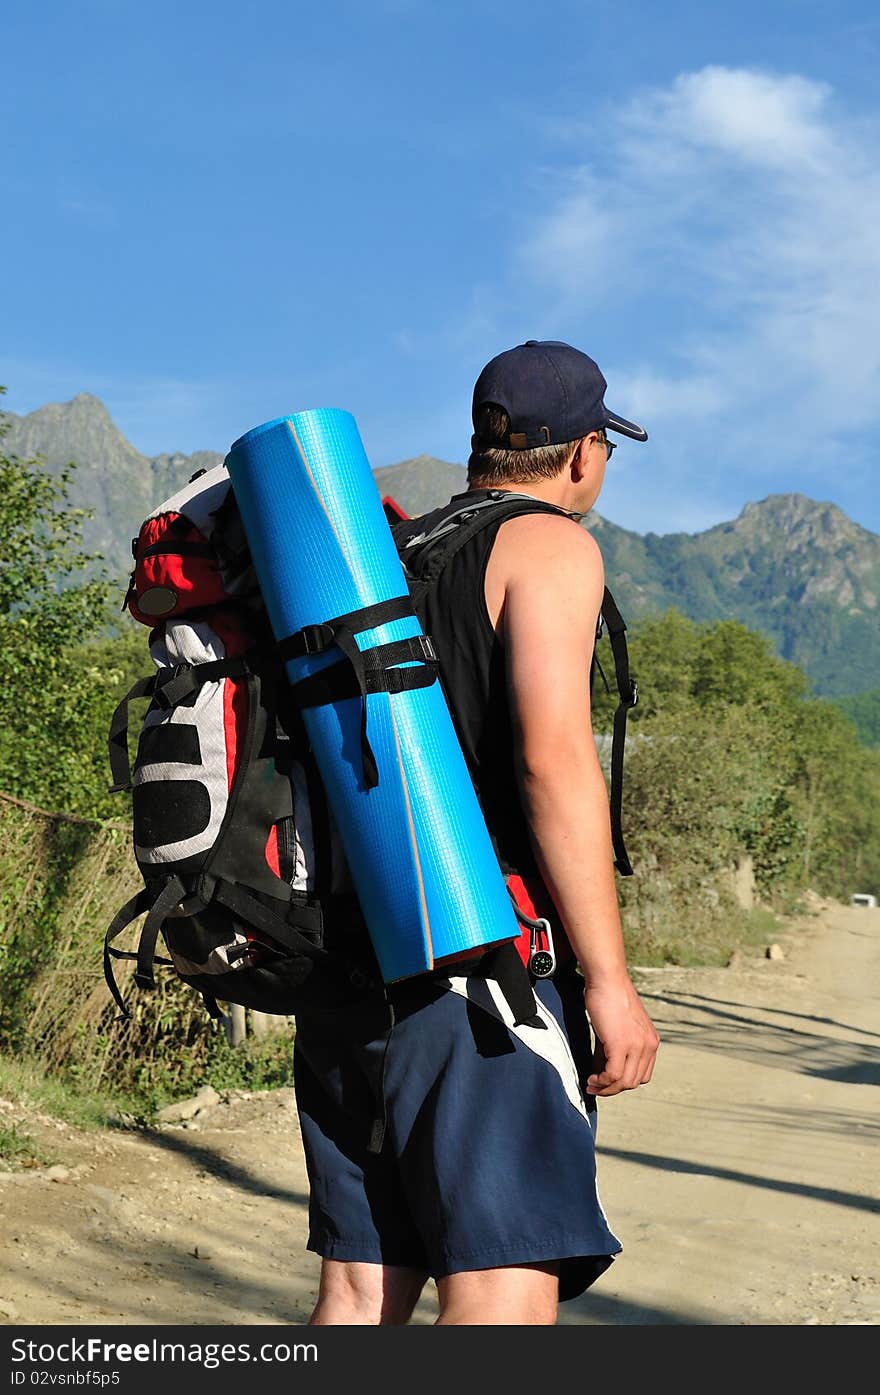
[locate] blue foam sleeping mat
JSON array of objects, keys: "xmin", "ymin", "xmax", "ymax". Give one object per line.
[{"xmin": 225, "ymin": 407, "xmax": 520, "ymax": 982}]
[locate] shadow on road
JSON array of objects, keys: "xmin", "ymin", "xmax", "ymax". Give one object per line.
[
  {"xmin": 669, "ymin": 990, "xmax": 880, "ymax": 1041},
  {"xmin": 133, "ymin": 1126, "xmax": 311, "ymax": 1207},
  {"xmin": 642, "ymin": 990, "xmax": 880, "ymax": 1085},
  {"xmin": 601, "ymin": 1144, "xmax": 880, "ymax": 1215},
  {"xmin": 1, "ymin": 1228, "xmax": 314, "ymax": 1325},
  {"xmin": 558, "ymin": 1287, "xmax": 715, "ymax": 1325}
]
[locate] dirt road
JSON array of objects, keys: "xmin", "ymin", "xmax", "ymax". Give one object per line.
[{"xmin": 1, "ymin": 899, "xmax": 878, "ymax": 1326}]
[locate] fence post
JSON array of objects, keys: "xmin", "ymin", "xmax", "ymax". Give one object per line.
[
  {"xmin": 223, "ymin": 1002, "xmax": 247, "ymax": 1046},
  {"xmin": 249, "ymin": 1010, "xmax": 276, "ymax": 1039}
]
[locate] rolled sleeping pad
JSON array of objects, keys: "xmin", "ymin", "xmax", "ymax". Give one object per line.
[{"xmin": 225, "ymin": 407, "xmax": 520, "ymax": 982}]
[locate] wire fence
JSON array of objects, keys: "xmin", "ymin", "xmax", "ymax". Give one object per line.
[{"xmin": 0, "ymin": 791, "xmax": 211, "ymax": 1084}]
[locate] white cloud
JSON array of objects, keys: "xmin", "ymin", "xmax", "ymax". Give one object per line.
[
  {"xmin": 518, "ymin": 66, "xmax": 880, "ymax": 471},
  {"xmin": 622, "ymin": 67, "xmax": 833, "ymax": 171},
  {"xmin": 521, "ymin": 174, "xmax": 624, "ymax": 299}
]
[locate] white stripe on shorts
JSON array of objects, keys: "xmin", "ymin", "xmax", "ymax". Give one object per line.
[{"xmin": 445, "ymin": 974, "xmax": 589, "ymax": 1119}]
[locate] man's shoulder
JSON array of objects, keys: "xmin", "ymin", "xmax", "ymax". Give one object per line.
[{"xmin": 494, "ymin": 510, "xmax": 604, "ymax": 575}]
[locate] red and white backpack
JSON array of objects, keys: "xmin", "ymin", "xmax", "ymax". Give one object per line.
[{"xmin": 104, "ymin": 466, "xmax": 372, "ymax": 1022}]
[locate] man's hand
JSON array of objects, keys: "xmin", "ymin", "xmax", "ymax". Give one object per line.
[{"xmin": 584, "ymin": 976, "xmax": 660, "ymax": 1097}]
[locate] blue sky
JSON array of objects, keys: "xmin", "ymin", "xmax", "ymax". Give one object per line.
[{"xmin": 2, "ymin": 0, "xmax": 879, "ymax": 536}]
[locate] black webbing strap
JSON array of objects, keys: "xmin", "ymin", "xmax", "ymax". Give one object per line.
[
  {"xmin": 599, "ymin": 587, "xmax": 637, "ymax": 877},
  {"xmin": 103, "ymin": 885, "xmax": 176, "ymax": 1018},
  {"xmin": 210, "ymin": 879, "xmax": 327, "ymax": 959},
  {"xmin": 135, "ymin": 876, "xmax": 188, "ymax": 990},
  {"xmin": 107, "ymin": 674, "xmax": 157, "ymax": 792},
  {"xmin": 477, "ymin": 941, "xmax": 545, "ymax": 1029},
  {"xmin": 201, "ymin": 993, "xmax": 224, "ymax": 1021},
  {"xmin": 291, "ymin": 635, "xmax": 439, "ymax": 710},
  {"xmin": 154, "ymin": 655, "xmax": 255, "ymax": 708},
  {"xmin": 103, "ymin": 889, "xmax": 150, "ymax": 1017},
  {"xmin": 334, "ymin": 623, "xmax": 381, "ymax": 788},
  {"xmin": 275, "ymin": 596, "xmax": 427, "ymax": 791},
  {"xmin": 275, "ymin": 597, "xmax": 416, "ymax": 664}
]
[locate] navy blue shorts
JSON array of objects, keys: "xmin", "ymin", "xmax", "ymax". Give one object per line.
[{"xmin": 293, "ymin": 961, "xmax": 621, "ymax": 1302}]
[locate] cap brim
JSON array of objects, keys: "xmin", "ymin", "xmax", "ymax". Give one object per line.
[{"xmin": 604, "ymin": 409, "xmax": 648, "ymax": 442}]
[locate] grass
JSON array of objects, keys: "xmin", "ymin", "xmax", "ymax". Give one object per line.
[
  {"xmin": 625, "ymin": 902, "xmax": 787, "ymax": 969},
  {"xmin": 0, "ymin": 1019, "xmax": 296, "ymax": 1129},
  {"xmin": 0, "ymin": 1122, "xmax": 55, "ymax": 1170},
  {"xmin": 0, "ymin": 1053, "xmax": 133, "ymax": 1130},
  {"xmin": 202, "ymin": 1026, "xmax": 296, "ymax": 1096},
  {"xmin": 119, "ymin": 1020, "xmax": 297, "ymax": 1116}
]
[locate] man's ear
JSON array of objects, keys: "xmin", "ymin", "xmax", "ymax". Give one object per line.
[{"xmin": 570, "ymin": 436, "xmax": 593, "ymax": 480}]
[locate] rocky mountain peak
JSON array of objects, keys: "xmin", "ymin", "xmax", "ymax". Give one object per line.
[
  {"xmin": 4, "ymin": 393, "xmax": 144, "ymax": 474},
  {"xmin": 67, "ymin": 392, "xmax": 112, "ymax": 415},
  {"xmin": 734, "ymin": 493, "xmax": 859, "ymax": 545}
]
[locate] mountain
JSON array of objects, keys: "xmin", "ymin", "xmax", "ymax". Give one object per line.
[
  {"xmin": 2, "ymin": 394, "xmax": 225, "ymax": 579},
  {"xmin": 585, "ymin": 497, "xmax": 880, "ymax": 697},
  {"xmin": 3, "ymin": 394, "xmax": 878, "ymax": 698},
  {"xmin": 374, "ymin": 454, "xmax": 467, "ymax": 516}
]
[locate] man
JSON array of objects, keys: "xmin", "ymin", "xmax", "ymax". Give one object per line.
[{"xmin": 293, "ymin": 340, "xmax": 660, "ymax": 1325}]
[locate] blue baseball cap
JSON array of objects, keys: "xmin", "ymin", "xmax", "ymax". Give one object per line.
[{"xmin": 471, "ymin": 340, "xmax": 647, "ymax": 450}]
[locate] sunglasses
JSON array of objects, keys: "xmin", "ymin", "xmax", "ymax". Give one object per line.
[{"xmin": 596, "ymin": 430, "xmax": 617, "ymax": 460}]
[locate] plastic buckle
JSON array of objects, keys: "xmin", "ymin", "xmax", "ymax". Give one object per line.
[
  {"xmin": 420, "ymin": 635, "xmax": 437, "ymax": 662},
  {"xmin": 301, "ymin": 623, "xmax": 334, "ymax": 655},
  {"xmin": 627, "ymin": 680, "xmax": 639, "ymax": 709},
  {"xmin": 528, "ymin": 918, "xmax": 556, "ymax": 979},
  {"xmin": 154, "ymin": 665, "xmax": 183, "ymax": 708}
]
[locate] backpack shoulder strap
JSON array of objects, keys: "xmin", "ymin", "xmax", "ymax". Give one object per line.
[
  {"xmin": 397, "ymin": 492, "xmax": 572, "ymax": 597},
  {"xmin": 598, "ymin": 586, "xmax": 637, "ymax": 877},
  {"xmin": 397, "ymin": 493, "xmax": 636, "ymax": 875}
]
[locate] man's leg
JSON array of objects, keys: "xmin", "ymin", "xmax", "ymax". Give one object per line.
[
  {"xmin": 436, "ymin": 1262, "xmax": 559, "ymax": 1326},
  {"xmin": 309, "ymin": 1259, "xmax": 429, "ymax": 1326}
]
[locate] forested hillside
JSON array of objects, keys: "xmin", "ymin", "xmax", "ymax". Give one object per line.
[{"xmin": 5, "ymin": 392, "xmax": 879, "ymax": 701}]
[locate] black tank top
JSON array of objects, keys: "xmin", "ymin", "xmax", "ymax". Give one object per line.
[{"xmin": 399, "ymin": 491, "xmax": 540, "ymax": 877}]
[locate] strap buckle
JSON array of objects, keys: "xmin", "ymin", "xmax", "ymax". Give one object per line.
[
  {"xmin": 154, "ymin": 664, "xmax": 187, "ymax": 708},
  {"xmin": 299, "ymin": 623, "xmax": 335, "ymax": 655}
]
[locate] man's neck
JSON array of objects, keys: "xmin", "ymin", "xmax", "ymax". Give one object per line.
[{"xmin": 466, "ymin": 480, "xmax": 583, "ymax": 518}]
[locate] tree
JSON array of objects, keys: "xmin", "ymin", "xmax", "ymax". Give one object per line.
[
  {"xmin": 834, "ymin": 689, "xmax": 880, "ymax": 748},
  {"xmin": 0, "ymin": 388, "xmax": 116, "ymax": 813},
  {"xmin": 691, "ymin": 620, "xmax": 808, "ymax": 710},
  {"xmin": 604, "ymin": 608, "xmax": 880, "ymax": 906}
]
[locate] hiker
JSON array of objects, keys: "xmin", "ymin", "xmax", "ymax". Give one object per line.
[{"xmin": 292, "ymin": 339, "xmax": 661, "ymax": 1326}]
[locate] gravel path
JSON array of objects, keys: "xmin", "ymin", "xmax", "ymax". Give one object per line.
[{"xmin": 1, "ymin": 899, "xmax": 877, "ymax": 1326}]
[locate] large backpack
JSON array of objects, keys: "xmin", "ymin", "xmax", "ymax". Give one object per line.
[
  {"xmin": 103, "ymin": 465, "xmax": 374, "ymax": 1023},
  {"xmin": 104, "ymin": 475, "xmax": 636, "ymax": 1023}
]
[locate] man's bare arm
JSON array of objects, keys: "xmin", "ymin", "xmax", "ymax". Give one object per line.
[{"xmin": 492, "ymin": 514, "xmax": 659, "ymax": 1096}]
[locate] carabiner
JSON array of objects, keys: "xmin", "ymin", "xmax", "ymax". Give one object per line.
[{"xmin": 528, "ymin": 917, "xmax": 556, "ymax": 979}]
